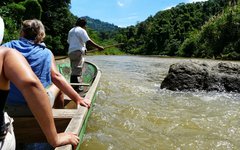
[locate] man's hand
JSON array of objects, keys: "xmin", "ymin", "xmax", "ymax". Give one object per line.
[
  {"xmin": 54, "ymin": 132, "xmax": 79, "ymax": 148},
  {"xmin": 78, "ymin": 98, "xmax": 90, "ymax": 108}
]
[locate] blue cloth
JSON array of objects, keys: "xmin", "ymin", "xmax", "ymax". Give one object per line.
[{"xmin": 2, "ymin": 38, "xmax": 52, "ymax": 104}]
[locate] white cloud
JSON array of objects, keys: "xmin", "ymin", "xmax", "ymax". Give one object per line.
[
  {"xmin": 117, "ymin": 1, "xmax": 124, "ymax": 7},
  {"xmin": 164, "ymin": 5, "xmax": 174, "ymax": 10},
  {"xmin": 188, "ymin": 0, "xmax": 208, "ymax": 3},
  {"xmin": 117, "ymin": 0, "xmax": 134, "ymax": 7},
  {"xmin": 111, "ymin": 14, "xmax": 139, "ymax": 27}
]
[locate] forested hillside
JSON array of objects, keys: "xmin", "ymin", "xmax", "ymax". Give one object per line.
[
  {"xmin": 84, "ymin": 16, "xmax": 119, "ymax": 32},
  {"xmin": 179, "ymin": 3, "xmax": 240, "ymax": 59},
  {"xmin": 1, "ymin": 0, "xmax": 240, "ymax": 59},
  {"xmin": 115, "ymin": 0, "xmax": 240, "ymax": 60},
  {"xmin": 0, "ymin": 0, "xmax": 118, "ymax": 55}
]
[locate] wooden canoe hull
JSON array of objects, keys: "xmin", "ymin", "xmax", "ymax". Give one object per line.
[{"xmin": 11, "ymin": 61, "xmax": 101, "ymax": 150}]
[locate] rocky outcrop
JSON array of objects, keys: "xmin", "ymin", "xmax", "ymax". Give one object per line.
[{"xmin": 160, "ymin": 62, "xmax": 240, "ymax": 92}]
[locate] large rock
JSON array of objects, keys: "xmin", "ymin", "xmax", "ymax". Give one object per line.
[{"xmin": 160, "ymin": 62, "xmax": 240, "ymax": 92}]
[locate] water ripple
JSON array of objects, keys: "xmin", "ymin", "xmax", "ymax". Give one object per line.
[{"xmin": 78, "ymin": 56, "xmax": 240, "ymax": 150}]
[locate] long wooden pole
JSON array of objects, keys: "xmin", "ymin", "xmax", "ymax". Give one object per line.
[
  {"xmin": 87, "ymin": 43, "xmax": 124, "ymax": 53},
  {"xmin": 54, "ymin": 43, "xmax": 124, "ymax": 60}
]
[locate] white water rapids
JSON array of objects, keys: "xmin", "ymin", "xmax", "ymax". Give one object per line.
[{"xmin": 59, "ymin": 55, "xmax": 240, "ymax": 150}]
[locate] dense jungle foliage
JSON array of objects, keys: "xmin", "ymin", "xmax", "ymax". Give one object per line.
[
  {"xmin": 0, "ymin": 0, "xmax": 240, "ymax": 59},
  {"xmin": 0, "ymin": 0, "xmax": 119, "ymax": 55},
  {"xmin": 117, "ymin": 0, "xmax": 240, "ymax": 60}
]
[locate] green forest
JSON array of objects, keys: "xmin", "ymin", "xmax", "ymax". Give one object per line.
[{"xmin": 1, "ymin": 0, "xmax": 240, "ymax": 60}]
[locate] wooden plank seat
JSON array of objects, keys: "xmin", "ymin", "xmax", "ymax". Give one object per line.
[
  {"xmin": 70, "ymin": 83, "xmax": 90, "ymax": 86},
  {"xmin": 14, "ymin": 108, "xmax": 80, "ymax": 143}
]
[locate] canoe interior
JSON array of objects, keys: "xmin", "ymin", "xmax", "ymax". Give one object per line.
[{"xmin": 11, "ymin": 61, "xmax": 101, "ymax": 150}]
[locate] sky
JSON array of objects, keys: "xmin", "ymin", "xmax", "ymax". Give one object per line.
[{"xmin": 70, "ymin": 0, "xmax": 208, "ymax": 27}]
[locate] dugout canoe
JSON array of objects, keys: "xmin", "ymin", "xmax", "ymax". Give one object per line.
[{"xmin": 11, "ymin": 61, "xmax": 101, "ymax": 150}]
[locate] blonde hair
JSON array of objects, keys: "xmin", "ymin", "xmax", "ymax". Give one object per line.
[{"xmin": 21, "ymin": 19, "xmax": 45, "ymax": 44}]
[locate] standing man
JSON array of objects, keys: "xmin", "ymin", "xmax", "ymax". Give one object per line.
[{"xmin": 67, "ymin": 18, "xmax": 104, "ymax": 84}]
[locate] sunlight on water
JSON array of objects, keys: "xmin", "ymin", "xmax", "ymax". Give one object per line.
[{"xmin": 71, "ymin": 56, "xmax": 240, "ymax": 150}]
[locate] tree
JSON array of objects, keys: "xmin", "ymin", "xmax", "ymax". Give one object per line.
[{"xmin": 22, "ymin": 0, "xmax": 42, "ymax": 20}]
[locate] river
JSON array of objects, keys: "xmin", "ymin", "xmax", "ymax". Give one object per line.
[{"xmin": 62, "ymin": 55, "xmax": 240, "ymax": 150}]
